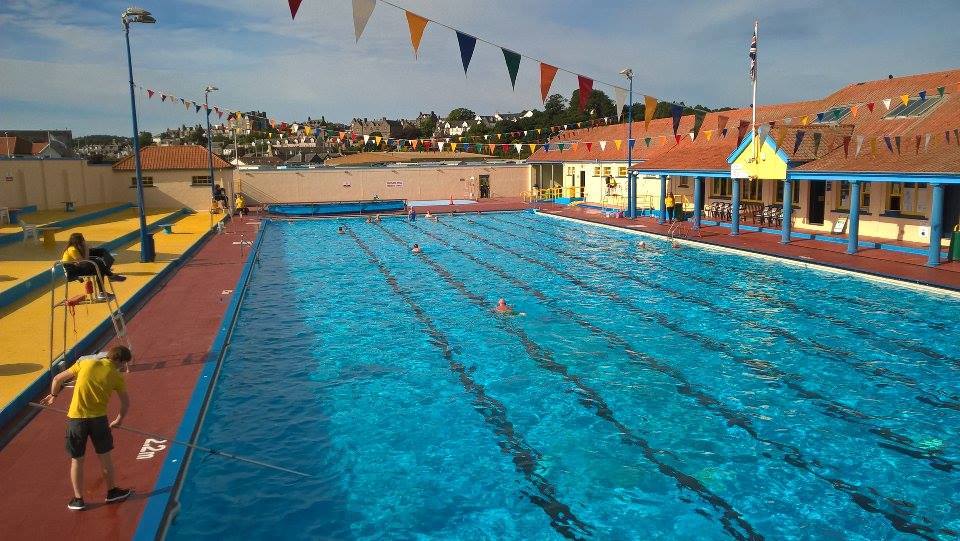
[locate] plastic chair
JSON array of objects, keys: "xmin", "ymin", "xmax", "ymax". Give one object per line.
[{"xmin": 19, "ymin": 220, "xmax": 38, "ymax": 242}]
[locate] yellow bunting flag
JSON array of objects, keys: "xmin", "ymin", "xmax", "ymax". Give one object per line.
[
  {"xmin": 304, "ymin": 126, "xmax": 312, "ymax": 135},
  {"xmin": 644, "ymin": 95, "xmax": 657, "ymax": 131},
  {"xmin": 405, "ymin": 11, "xmax": 429, "ymax": 58},
  {"xmin": 496, "ymin": 133, "xmax": 502, "ymax": 140},
  {"xmin": 528, "ymin": 143, "xmax": 537, "ymax": 153},
  {"xmin": 614, "ymin": 139, "xmax": 623, "ymax": 150},
  {"xmin": 900, "ymin": 94, "xmax": 909, "ymax": 106},
  {"xmin": 777, "ymin": 126, "xmax": 787, "ymax": 149},
  {"xmin": 705, "ymin": 130, "xmax": 713, "ymax": 142},
  {"xmin": 800, "ymin": 116, "xmax": 809, "ymax": 126},
  {"xmin": 375, "ymin": 135, "xmax": 382, "ymax": 146},
  {"xmin": 869, "ymin": 137, "xmax": 877, "ymax": 156}
]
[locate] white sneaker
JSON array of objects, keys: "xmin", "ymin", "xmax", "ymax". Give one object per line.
[{"xmin": 95, "ymin": 292, "xmax": 115, "ymax": 301}]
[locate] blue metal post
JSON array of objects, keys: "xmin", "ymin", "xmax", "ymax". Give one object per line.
[
  {"xmin": 780, "ymin": 176, "xmax": 793, "ymax": 244},
  {"xmin": 626, "ymin": 76, "xmax": 635, "ymax": 218},
  {"xmin": 123, "ymin": 22, "xmax": 154, "ymax": 263},
  {"xmin": 846, "ymin": 181, "xmax": 861, "ymax": 254},
  {"xmin": 927, "ymin": 183, "xmax": 945, "ymax": 267},
  {"xmin": 657, "ymin": 175, "xmax": 667, "ymax": 224},
  {"xmin": 205, "ymin": 91, "xmax": 216, "ymax": 204},
  {"xmin": 730, "ymin": 178, "xmax": 741, "ymax": 235},
  {"xmin": 693, "ymin": 176, "xmax": 703, "ymax": 229}
]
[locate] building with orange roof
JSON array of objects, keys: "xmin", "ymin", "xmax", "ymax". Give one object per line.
[
  {"xmin": 113, "ymin": 145, "xmax": 234, "ymax": 210},
  {"xmin": 629, "ymin": 68, "xmax": 960, "ymax": 266},
  {"xmin": 527, "ymin": 116, "xmax": 697, "ymax": 210}
]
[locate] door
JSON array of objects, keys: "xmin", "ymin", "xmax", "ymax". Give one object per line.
[
  {"xmin": 943, "ymin": 184, "xmax": 960, "ymax": 238},
  {"xmin": 808, "ymin": 180, "xmax": 826, "ymax": 225},
  {"xmin": 579, "ymin": 171, "xmax": 586, "ymax": 198},
  {"xmin": 478, "ymin": 174, "xmax": 490, "ymax": 198}
]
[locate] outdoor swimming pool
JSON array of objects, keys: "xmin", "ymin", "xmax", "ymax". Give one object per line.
[{"xmin": 166, "ymin": 212, "xmax": 960, "ymax": 540}]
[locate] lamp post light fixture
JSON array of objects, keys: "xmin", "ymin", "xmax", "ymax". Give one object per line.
[
  {"xmin": 619, "ymin": 68, "xmax": 635, "ymax": 219},
  {"xmin": 122, "ymin": 6, "xmax": 156, "ymax": 262},
  {"xmin": 204, "ymin": 85, "xmax": 219, "ymax": 207}
]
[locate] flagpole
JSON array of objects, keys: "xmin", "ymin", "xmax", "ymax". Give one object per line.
[{"xmin": 751, "ymin": 19, "xmax": 758, "ymax": 170}]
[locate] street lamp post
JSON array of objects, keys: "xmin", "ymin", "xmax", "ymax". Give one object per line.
[
  {"xmin": 122, "ymin": 7, "xmax": 156, "ymax": 263},
  {"xmin": 204, "ymin": 85, "xmax": 219, "ymax": 207},
  {"xmin": 620, "ymin": 68, "xmax": 635, "ymax": 219}
]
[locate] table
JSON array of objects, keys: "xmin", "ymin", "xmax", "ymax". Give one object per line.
[
  {"xmin": 158, "ymin": 223, "xmax": 173, "ymax": 234},
  {"xmin": 60, "ymin": 201, "xmax": 75, "ymax": 212},
  {"xmin": 39, "ymin": 227, "xmax": 60, "ymax": 249}
]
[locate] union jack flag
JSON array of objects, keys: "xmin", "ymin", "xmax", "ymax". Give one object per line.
[{"xmin": 749, "ymin": 22, "xmax": 757, "ymax": 81}]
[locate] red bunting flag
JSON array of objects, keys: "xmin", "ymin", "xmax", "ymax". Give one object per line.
[
  {"xmin": 288, "ymin": 0, "xmax": 303, "ymax": 20},
  {"xmin": 577, "ymin": 75, "xmax": 593, "ymax": 111},
  {"xmin": 147, "ymin": 89, "xmax": 154, "ymax": 99},
  {"xmin": 674, "ymin": 134, "xmax": 682, "ymax": 145},
  {"xmin": 915, "ymin": 135, "xmax": 922, "ymax": 154},
  {"xmin": 866, "ymin": 102, "xmax": 875, "ymax": 112},
  {"xmin": 584, "ymin": 142, "xmax": 592, "ymax": 152}
]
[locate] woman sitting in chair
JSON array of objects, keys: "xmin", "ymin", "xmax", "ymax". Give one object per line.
[{"xmin": 61, "ymin": 233, "xmax": 125, "ymax": 300}]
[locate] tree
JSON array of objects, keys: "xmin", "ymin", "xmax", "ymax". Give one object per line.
[
  {"xmin": 544, "ymin": 94, "xmax": 566, "ymax": 121},
  {"xmin": 137, "ymin": 131, "xmax": 153, "ymax": 147},
  {"xmin": 447, "ymin": 107, "xmax": 476, "ymax": 122}
]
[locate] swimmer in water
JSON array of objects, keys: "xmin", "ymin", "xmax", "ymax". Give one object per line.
[
  {"xmin": 425, "ymin": 211, "xmax": 433, "ymax": 220},
  {"xmin": 338, "ymin": 225, "xmax": 345, "ymax": 234},
  {"xmin": 671, "ymin": 239, "xmax": 680, "ymax": 249},
  {"xmin": 412, "ymin": 243, "xmax": 422, "ymax": 254},
  {"xmin": 494, "ymin": 298, "xmax": 525, "ymax": 316},
  {"xmin": 374, "ymin": 214, "xmax": 382, "ymax": 223}
]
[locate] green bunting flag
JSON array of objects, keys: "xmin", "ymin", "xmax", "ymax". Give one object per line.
[{"xmin": 502, "ymin": 48, "xmax": 521, "ymax": 89}]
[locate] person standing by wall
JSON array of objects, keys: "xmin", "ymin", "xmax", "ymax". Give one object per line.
[{"xmin": 41, "ymin": 346, "xmax": 134, "ymax": 511}]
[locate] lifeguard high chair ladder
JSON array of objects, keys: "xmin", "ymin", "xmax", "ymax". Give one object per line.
[{"xmin": 48, "ymin": 260, "xmax": 132, "ymax": 371}]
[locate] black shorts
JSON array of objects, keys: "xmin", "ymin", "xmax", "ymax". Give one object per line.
[{"xmin": 66, "ymin": 416, "xmax": 113, "ymax": 458}]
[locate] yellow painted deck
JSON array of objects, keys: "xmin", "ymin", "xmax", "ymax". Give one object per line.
[
  {"xmin": 0, "ymin": 211, "xmax": 224, "ymax": 412},
  {"xmin": 0, "ymin": 203, "xmax": 125, "ymax": 236},
  {"xmin": 0, "ymin": 208, "xmax": 179, "ymax": 293}
]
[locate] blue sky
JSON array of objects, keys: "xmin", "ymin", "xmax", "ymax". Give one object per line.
[{"xmin": 1, "ymin": 0, "xmax": 958, "ymax": 136}]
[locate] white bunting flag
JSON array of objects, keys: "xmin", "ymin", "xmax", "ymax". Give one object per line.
[
  {"xmin": 855, "ymin": 135, "xmax": 864, "ymax": 156},
  {"xmin": 514, "ymin": 143, "xmax": 522, "ymax": 153},
  {"xmin": 783, "ymin": 117, "xmax": 793, "ymax": 125},
  {"xmin": 614, "ymin": 86, "xmax": 627, "ymax": 120},
  {"xmin": 437, "ymin": 142, "xmax": 445, "ymax": 152},
  {"xmin": 924, "ymin": 133, "xmax": 932, "ymax": 152},
  {"xmin": 599, "ymin": 140, "xmax": 607, "ymax": 151},
  {"xmin": 882, "ymin": 98, "xmax": 892, "ymax": 110},
  {"xmin": 352, "ymin": 0, "xmax": 377, "ymax": 42},
  {"xmin": 362, "ymin": 135, "xmax": 370, "ymax": 144}
]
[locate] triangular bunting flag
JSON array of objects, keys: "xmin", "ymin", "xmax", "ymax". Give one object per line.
[
  {"xmin": 674, "ymin": 134, "xmax": 682, "ymax": 145},
  {"xmin": 882, "ymin": 98, "xmax": 892, "ymax": 110},
  {"xmin": 869, "ymin": 137, "xmax": 878, "ymax": 157},
  {"xmin": 514, "ymin": 143, "xmax": 522, "ymax": 153},
  {"xmin": 584, "ymin": 142, "xmax": 592, "ymax": 152},
  {"xmin": 800, "ymin": 115, "xmax": 809, "ymax": 126},
  {"xmin": 855, "ymin": 135, "xmax": 864, "ymax": 156},
  {"xmin": 613, "ymin": 87, "xmax": 626, "ymax": 120},
  {"xmin": 644, "ymin": 96, "xmax": 657, "ymax": 131},
  {"xmin": 528, "ymin": 144, "xmax": 536, "ymax": 153},
  {"xmin": 692, "ymin": 112, "xmax": 705, "ymax": 140},
  {"xmin": 816, "ymin": 112, "xmax": 824, "ymax": 123},
  {"xmin": 195, "ymin": 104, "xmax": 201, "ymax": 113},
  {"xmin": 456, "ymin": 32, "xmax": 477, "ymax": 74},
  {"xmin": 705, "ymin": 130, "xmax": 713, "ymax": 142},
  {"xmin": 899, "ymin": 94, "xmax": 909, "ymax": 106},
  {"xmin": 793, "ymin": 131, "xmax": 806, "ymax": 154},
  {"xmin": 783, "ymin": 117, "xmax": 793, "ymax": 125},
  {"xmin": 894, "ymin": 136, "xmax": 901, "ymax": 154},
  {"xmin": 736, "ymin": 120, "xmax": 750, "ymax": 144},
  {"xmin": 924, "ymin": 133, "xmax": 932, "ymax": 151},
  {"xmin": 919, "ymin": 90, "xmax": 927, "ymax": 102},
  {"xmin": 598, "ymin": 140, "xmax": 607, "ymax": 151},
  {"xmin": 405, "ymin": 11, "xmax": 429, "ymax": 58},
  {"xmin": 288, "ymin": 0, "xmax": 303, "ymax": 20},
  {"xmin": 670, "ymin": 104, "xmax": 683, "ymax": 135},
  {"xmin": 375, "ymin": 135, "xmax": 382, "ymax": 146},
  {"xmin": 147, "ymin": 89, "xmax": 154, "ymax": 99},
  {"xmin": 777, "ymin": 126, "xmax": 787, "ymax": 149},
  {"xmin": 502, "ymin": 48, "xmax": 521, "ymax": 89},
  {"xmin": 570, "ymin": 142, "xmax": 578, "ymax": 152},
  {"xmin": 644, "ymin": 137, "xmax": 652, "ymax": 147},
  {"xmin": 543, "ymin": 143, "xmax": 550, "ymax": 152},
  {"xmin": 614, "ymin": 139, "xmax": 623, "ymax": 151},
  {"xmin": 488, "ymin": 143, "xmax": 496, "ymax": 153},
  {"xmin": 937, "ymin": 86, "xmax": 945, "ymax": 98},
  {"xmin": 717, "ymin": 115, "xmax": 729, "ymax": 132},
  {"xmin": 363, "ymin": 135, "xmax": 370, "ymax": 144},
  {"xmin": 842, "ymin": 135, "xmax": 851, "ymax": 157},
  {"xmin": 850, "ymin": 105, "xmax": 858, "ymax": 119},
  {"xmin": 540, "ymin": 63, "xmax": 558, "ymax": 103},
  {"xmin": 437, "ymin": 142, "xmax": 444, "ymax": 152},
  {"xmin": 812, "ymin": 132, "xmax": 821, "ymax": 156},
  {"xmin": 577, "ymin": 75, "xmax": 593, "ymax": 111},
  {"xmin": 954, "ymin": 128, "xmax": 959, "ymax": 145},
  {"xmin": 353, "ymin": 0, "xmax": 376, "ymax": 41},
  {"xmin": 160, "ymin": 93, "xmax": 166, "ymax": 102},
  {"xmin": 866, "ymin": 102, "xmax": 875, "ymax": 112}
]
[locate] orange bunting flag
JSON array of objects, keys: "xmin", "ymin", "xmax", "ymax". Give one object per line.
[
  {"xmin": 644, "ymin": 96, "xmax": 657, "ymax": 131},
  {"xmin": 488, "ymin": 143, "xmax": 496, "ymax": 153},
  {"xmin": 540, "ymin": 63, "xmax": 558, "ymax": 103},
  {"xmin": 777, "ymin": 126, "xmax": 787, "ymax": 149},
  {"xmin": 850, "ymin": 105, "xmax": 858, "ymax": 119},
  {"xmin": 705, "ymin": 130, "xmax": 713, "ymax": 142},
  {"xmin": 614, "ymin": 139, "xmax": 623, "ymax": 151},
  {"xmin": 570, "ymin": 142, "xmax": 579, "ymax": 152},
  {"xmin": 405, "ymin": 11, "xmax": 429, "ymax": 58},
  {"xmin": 900, "ymin": 94, "xmax": 910, "ymax": 106}
]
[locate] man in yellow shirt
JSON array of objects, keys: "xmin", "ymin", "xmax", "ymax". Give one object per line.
[{"xmin": 41, "ymin": 346, "xmax": 133, "ymax": 511}]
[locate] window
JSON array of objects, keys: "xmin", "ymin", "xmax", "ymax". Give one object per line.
[
  {"xmin": 617, "ymin": 166, "xmax": 627, "ymax": 177},
  {"xmin": 774, "ymin": 180, "xmax": 800, "ymax": 205},
  {"xmin": 837, "ymin": 181, "xmax": 870, "ymax": 210},
  {"xmin": 602, "ymin": 167, "xmax": 612, "ymax": 176},
  {"xmin": 743, "ymin": 178, "xmax": 763, "ymax": 202},
  {"xmin": 884, "ymin": 97, "xmax": 941, "ymax": 119},
  {"xmin": 813, "ymin": 105, "xmax": 851, "ymax": 124},
  {"xmin": 594, "ymin": 166, "xmax": 601, "ymax": 176},
  {"xmin": 567, "ymin": 166, "xmax": 575, "ymax": 175},
  {"xmin": 887, "ymin": 182, "xmax": 928, "ymax": 215},
  {"xmin": 191, "ymin": 175, "xmax": 212, "ymax": 186},
  {"xmin": 130, "ymin": 176, "xmax": 154, "ymax": 187},
  {"xmin": 711, "ymin": 178, "xmax": 732, "ymax": 197},
  {"xmin": 676, "ymin": 176, "xmax": 689, "ymax": 188}
]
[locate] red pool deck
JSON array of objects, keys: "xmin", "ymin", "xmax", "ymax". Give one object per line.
[
  {"xmin": 542, "ymin": 206, "xmax": 960, "ymax": 291},
  {"xmin": 0, "ymin": 217, "xmax": 260, "ymax": 541}
]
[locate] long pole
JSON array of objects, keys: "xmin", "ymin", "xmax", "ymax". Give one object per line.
[
  {"xmin": 626, "ymin": 75, "xmax": 635, "ymax": 219},
  {"xmin": 205, "ymin": 90, "xmax": 216, "ymax": 204},
  {"xmin": 124, "ymin": 23, "xmax": 154, "ymax": 263},
  {"xmin": 751, "ymin": 19, "xmax": 758, "ymax": 168}
]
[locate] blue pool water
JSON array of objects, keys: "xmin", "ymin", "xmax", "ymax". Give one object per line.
[{"xmin": 167, "ymin": 212, "xmax": 960, "ymax": 540}]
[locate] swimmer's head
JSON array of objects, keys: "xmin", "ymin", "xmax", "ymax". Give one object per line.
[{"xmin": 497, "ymin": 298, "xmax": 507, "ymax": 307}]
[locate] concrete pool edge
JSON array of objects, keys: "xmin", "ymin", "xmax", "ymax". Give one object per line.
[
  {"xmin": 133, "ymin": 220, "xmax": 268, "ymax": 541},
  {"xmin": 539, "ymin": 211, "xmax": 960, "ymax": 299}
]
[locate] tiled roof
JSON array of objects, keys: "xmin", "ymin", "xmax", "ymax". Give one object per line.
[
  {"xmin": 634, "ymin": 100, "xmax": 825, "ymax": 172},
  {"xmin": 526, "ymin": 117, "xmax": 698, "ymax": 164},
  {"xmin": 0, "ymin": 136, "xmax": 32, "ymax": 156},
  {"xmin": 112, "ymin": 145, "xmax": 233, "ymax": 171},
  {"xmin": 31, "ymin": 142, "xmax": 48, "ymax": 155}
]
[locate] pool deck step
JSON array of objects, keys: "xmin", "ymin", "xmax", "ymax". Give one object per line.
[
  {"xmin": 0, "ymin": 217, "xmax": 259, "ymax": 540},
  {"xmin": 0, "ymin": 203, "xmax": 133, "ymax": 246}
]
